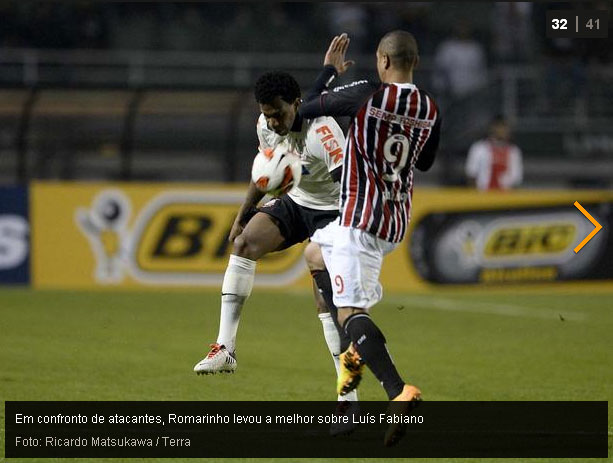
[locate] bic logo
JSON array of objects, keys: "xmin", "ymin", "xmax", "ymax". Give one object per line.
[
  {"xmin": 484, "ymin": 223, "xmax": 576, "ymax": 257},
  {"xmin": 77, "ymin": 190, "xmax": 306, "ymax": 286},
  {"xmin": 134, "ymin": 201, "xmax": 237, "ymax": 274}
]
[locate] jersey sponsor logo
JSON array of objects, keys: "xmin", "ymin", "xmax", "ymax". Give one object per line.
[
  {"xmin": 382, "ymin": 191, "xmax": 410, "ymax": 202},
  {"xmin": 315, "ymin": 125, "xmax": 343, "ymax": 164},
  {"xmin": 332, "ymin": 80, "xmax": 369, "ymax": 92},
  {"xmin": 75, "ymin": 189, "xmax": 306, "ymax": 286},
  {"xmin": 367, "ymin": 106, "xmax": 434, "ymax": 129}
]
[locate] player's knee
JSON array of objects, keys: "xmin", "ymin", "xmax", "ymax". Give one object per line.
[
  {"xmin": 337, "ymin": 309, "xmax": 351, "ymax": 327},
  {"xmin": 337, "ymin": 308, "xmax": 365, "ymax": 328},
  {"xmin": 232, "ymin": 233, "xmax": 262, "ymax": 260},
  {"xmin": 304, "ymin": 242, "xmax": 325, "ymax": 272}
]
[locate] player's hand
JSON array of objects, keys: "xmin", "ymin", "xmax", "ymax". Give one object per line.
[
  {"xmin": 228, "ymin": 219, "xmax": 244, "ymax": 243},
  {"xmin": 324, "ymin": 33, "xmax": 355, "ymax": 75}
]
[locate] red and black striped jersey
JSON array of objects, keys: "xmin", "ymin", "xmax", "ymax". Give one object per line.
[{"xmin": 301, "ymin": 68, "xmax": 441, "ymax": 243}]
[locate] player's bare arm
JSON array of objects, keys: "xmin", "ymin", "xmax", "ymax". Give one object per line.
[{"xmin": 228, "ymin": 181, "xmax": 265, "ymax": 243}]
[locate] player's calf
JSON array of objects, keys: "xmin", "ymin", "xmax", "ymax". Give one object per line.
[{"xmin": 342, "ymin": 311, "xmax": 406, "ymax": 400}]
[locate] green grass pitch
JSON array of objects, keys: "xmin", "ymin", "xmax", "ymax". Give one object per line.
[{"xmin": 1, "ymin": 287, "xmax": 611, "ymax": 463}]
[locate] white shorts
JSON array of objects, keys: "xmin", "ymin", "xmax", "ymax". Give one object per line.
[{"xmin": 311, "ymin": 219, "xmax": 397, "ymax": 309}]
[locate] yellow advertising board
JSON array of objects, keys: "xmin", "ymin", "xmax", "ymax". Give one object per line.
[
  {"xmin": 31, "ymin": 181, "xmax": 613, "ymax": 291},
  {"xmin": 31, "ymin": 182, "xmax": 308, "ymax": 289},
  {"xmin": 383, "ymin": 188, "xmax": 612, "ymax": 290}
]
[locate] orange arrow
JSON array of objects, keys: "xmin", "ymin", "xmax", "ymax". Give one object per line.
[{"xmin": 573, "ymin": 201, "xmax": 602, "ymax": 253}]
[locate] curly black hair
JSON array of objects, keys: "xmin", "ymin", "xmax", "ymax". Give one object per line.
[{"xmin": 254, "ymin": 71, "xmax": 301, "ymax": 105}]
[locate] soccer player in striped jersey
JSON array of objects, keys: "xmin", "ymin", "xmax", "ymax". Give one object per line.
[{"xmin": 301, "ymin": 31, "xmax": 441, "ymax": 445}]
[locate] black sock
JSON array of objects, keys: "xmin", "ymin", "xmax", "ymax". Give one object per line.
[
  {"xmin": 311, "ymin": 269, "xmax": 351, "ymax": 352},
  {"xmin": 343, "ymin": 313, "xmax": 405, "ymax": 399}
]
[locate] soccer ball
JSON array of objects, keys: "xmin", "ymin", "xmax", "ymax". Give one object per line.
[{"xmin": 251, "ymin": 146, "xmax": 302, "ymax": 197}]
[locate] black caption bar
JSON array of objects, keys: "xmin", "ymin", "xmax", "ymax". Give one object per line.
[{"xmin": 5, "ymin": 401, "xmax": 607, "ymax": 458}]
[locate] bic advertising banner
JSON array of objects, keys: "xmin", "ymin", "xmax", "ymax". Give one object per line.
[
  {"xmin": 30, "ymin": 182, "xmax": 612, "ymax": 290},
  {"xmin": 31, "ymin": 183, "xmax": 307, "ymax": 289},
  {"xmin": 0, "ymin": 186, "xmax": 30, "ymax": 284}
]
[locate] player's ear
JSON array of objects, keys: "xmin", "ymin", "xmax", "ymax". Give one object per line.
[
  {"xmin": 384, "ymin": 54, "xmax": 391, "ymax": 70},
  {"xmin": 413, "ymin": 54, "xmax": 420, "ymax": 70},
  {"xmin": 293, "ymin": 98, "xmax": 301, "ymax": 109}
]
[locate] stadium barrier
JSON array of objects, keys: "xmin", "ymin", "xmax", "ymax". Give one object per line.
[{"xmin": 4, "ymin": 181, "xmax": 612, "ymax": 290}]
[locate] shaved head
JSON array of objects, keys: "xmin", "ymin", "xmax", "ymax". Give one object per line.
[{"xmin": 378, "ymin": 31, "xmax": 419, "ymax": 70}]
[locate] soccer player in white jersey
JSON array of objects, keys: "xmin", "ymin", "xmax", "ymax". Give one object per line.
[
  {"xmin": 301, "ymin": 32, "xmax": 441, "ymax": 446},
  {"xmin": 193, "ymin": 71, "xmax": 359, "ymax": 407},
  {"xmin": 465, "ymin": 116, "xmax": 523, "ymax": 191}
]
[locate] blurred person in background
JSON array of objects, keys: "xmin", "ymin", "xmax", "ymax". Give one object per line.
[
  {"xmin": 541, "ymin": 35, "xmax": 586, "ymax": 115},
  {"xmin": 158, "ymin": 4, "xmax": 205, "ymax": 51},
  {"xmin": 395, "ymin": 2, "xmax": 433, "ymax": 56},
  {"xmin": 433, "ymin": 22, "xmax": 487, "ymax": 100},
  {"xmin": 107, "ymin": 3, "xmax": 158, "ymax": 50},
  {"xmin": 465, "ymin": 116, "xmax": 523, "ymax": 191},
  {"xmin": 491, "ymin": 2, "xmax": 533, "ymax": 63},
  {"xmin": 325, "ymin": 3, "xmax": 368, "ymax": 54}
]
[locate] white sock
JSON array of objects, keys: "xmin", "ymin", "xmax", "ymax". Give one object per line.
[
  {"xmin": 216, "ymin": 254, "xmax": 256, "ymax": 353},
  {"xmin": 318, "ymin": 312, "xmax": 358, "ymax": 402}
]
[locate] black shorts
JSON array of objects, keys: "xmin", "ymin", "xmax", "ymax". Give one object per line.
[{"xmin": 244, "ymin": 195, "xmax": 338, "ymax": 249}]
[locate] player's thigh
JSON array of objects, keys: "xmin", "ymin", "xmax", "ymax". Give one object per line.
[
  {"xmin": 328, "ymin": 227, "xmax": 387, "ymax": 310},
  {"xmin": 234, "ymin": 212, "xmax": 285, "ymax": 260},
  {"xmin": 257, "ymin": 195, "xmax": 309, "ymax": 250}
]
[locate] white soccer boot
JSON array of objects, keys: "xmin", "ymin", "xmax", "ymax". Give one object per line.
[{"xmin": 193, "ymin": 343, "xmax": 237, "ymax": 375}]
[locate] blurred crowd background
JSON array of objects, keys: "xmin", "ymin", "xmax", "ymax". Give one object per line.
[{"xmin": 0, "ymin": 1, "xmax": 611, "ymax": 187}]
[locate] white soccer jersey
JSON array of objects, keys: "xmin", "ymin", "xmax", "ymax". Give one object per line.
[
  {"xmin": 256, "ymin": 113, "xmax": 344, "ymax": 210},
  {"xmin": 465, "ymin": 139, "xmax": 523, "ymax": 191}
]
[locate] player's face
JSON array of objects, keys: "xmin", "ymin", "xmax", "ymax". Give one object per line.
[
  {"xmin": 260, "ymin": 96, "xmax": 299, "ymax": 136},
  {"xmin": 491, "ymin": 122, "xmax": 510, "ymax": 141}
]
